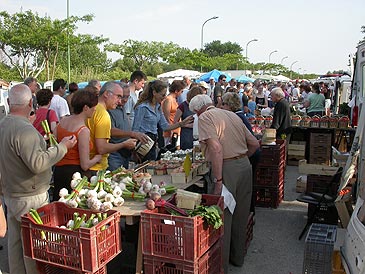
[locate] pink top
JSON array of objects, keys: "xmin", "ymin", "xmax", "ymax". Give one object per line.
[{"xmin": 33, "ymin": 108, "xmax": 59, "ymax": 136}]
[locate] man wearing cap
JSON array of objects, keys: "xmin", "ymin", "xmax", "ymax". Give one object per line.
[
  {"xmin": 199, "ymin": 81, "xmax": 209, "ymax": 95},
  {"xmin": 50, "ymin": 79, "xmax": 70, "ymax": 120}
]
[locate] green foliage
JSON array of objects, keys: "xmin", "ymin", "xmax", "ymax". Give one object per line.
[
  {"xmin": 0, "ymin": 10, "xmax": 94, "ymax": 80},
  {"xmin": 188, "ymin": 205, "xmax": 223, "ymax": 229},
  {"xmin": 203, "ymin": 40, "xmax": 243, "ymax": 57}
]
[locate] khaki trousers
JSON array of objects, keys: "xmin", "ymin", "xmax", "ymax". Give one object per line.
[{"xmin": 4, "ymin": 192, "xmax": 48, "ymax": 274}]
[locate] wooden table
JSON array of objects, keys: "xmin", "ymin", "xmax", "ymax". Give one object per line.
[{"xmin": 113, "ymin": 173, "xmax": 206, "ymax": 273}]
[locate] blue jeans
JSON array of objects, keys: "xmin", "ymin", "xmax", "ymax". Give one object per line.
[{"xmin": 108, "ymin": 152, "xmax": 130, "ymax": 171}]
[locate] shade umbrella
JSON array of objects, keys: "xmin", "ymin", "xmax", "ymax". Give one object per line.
[
  {"xmin": 236, "ymin": 75, "xmax": 255, "ymax": 83},
  {"xmin": 197, "ymin": 69, "xmax": 231, "ymax": 82}
]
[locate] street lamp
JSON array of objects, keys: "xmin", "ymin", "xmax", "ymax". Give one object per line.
[
  {"xmin": 67, "ymin": 0, "xmax": 71, "ymax": 85},
  {"xmin": 280, "ymin": 56, "xmax": 288, "ymax": 65},
  {"xmin": 200, "ymin": 16, "xmax": 218, "ymax": 72},
  {"xmin": 298, "ymin": 68, "xmax": 302, "ymax": 79},
  {"xmin": 245, "ymin": 39, "xmax": 258, "ymax": 61},
  {"xmin": 290, "ymin": 61, "xmax": 298, "ymax": 79},
  {"xmin": 268, "ymin": 50, "xmax": 278, "ymax": 64},
  {"xmin": 245, "ymin": 39, "xmax": 258, "ymax": 74},
  {"xmin": 201, "ymin": 16, "xmax": 218, "ymax": 51}
]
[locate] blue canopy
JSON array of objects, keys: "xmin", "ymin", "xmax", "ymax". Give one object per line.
[
  {"xmin": 77, "ymin": 81, "xmax": 108, "ymax": 89},
  {"xmin": 197, "ymin": 69, "xmax": 231, "ymax": 82},
  {"xmin": 236, "ymin": 75, "xmax": 255, "ymax": 83}
]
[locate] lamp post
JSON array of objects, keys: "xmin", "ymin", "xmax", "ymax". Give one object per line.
[
  {"xmin": 245, "ymin": 39, "xmax": 258, "ymax": 61},
  {"xmin": 280, "ymin": 56, "xmax": 288, "ymax": 65},
  {"xmin": 245, "ymin": 39, "xmax": 258, "ymax": 74},
  {"xmin": 67, "ymin": 0, "xmax": 71, "ymax": 85},
  {"xmin": 290, "ymin": 61, "xmax": 298, "ymax": 79},
  {"xmin": 201, "ymin": 16, "xmax": 218, "ymax": 51},
  {"xmin": 268, "ymin": 50, "xmax": 278, "ymax": 64},
  {"xmin": 298, "ymin": 68, "xmax": 302, "ymax": 79},
  {"xmin": 200, "ymin": 16, "xmax": 218, "ymax": 72},
  {"xmin": 268, "ymin": 50, "xmax": 278, "ymax": 75}
]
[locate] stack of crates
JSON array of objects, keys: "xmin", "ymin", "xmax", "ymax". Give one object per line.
[
  {"xmin": 141, "ymin": 194, "xmax": 224, "ymax": 274},
  {"xmin": 306, "ymin": 174, "xmax": 339, "ymax": 225},
  {"xmin": 21, "ymin": 202, "xmax": 121, "ymax": 274},
  {"xmin": 254, "ymin": 139, "xmax": 286, "ymax": 208},
  {"xmin": 309, "ymin": 132, "xmax": 332, "ymax": 165},
  {"xmin": 303, "ymin": 223, "xmax": 337, "ymax": 274}
]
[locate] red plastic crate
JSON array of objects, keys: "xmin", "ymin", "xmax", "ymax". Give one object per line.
[
  {"xmin": 21, "ymin": 202, "xmax": 121, "ymax": 273},
  {"xmin": 141, "ymin": 194, "xmax": 223, "ymax": 262},
  {"xmin": 256, "ymin": 163, "xmax": 285, "ymax": 187},
  {"xmin": 143, "ymin": 239, "xmax": 223, "ymax": 274},
  {"xmin": 254, "ymin": 184, "xmax": 284, "ymax": 208},
  {"xmin": 36, "ymin": 262, "xmax": 107, "ymax": 274},
  {"xmin": 259, "ymin": 140, "xmax": 286, "ymax": 167}
]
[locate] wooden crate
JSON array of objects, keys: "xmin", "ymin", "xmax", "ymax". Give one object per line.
[
  {"xmin": 298, "ymin": 159, "xmax": 338, "ymax": 176},
  {"xmin": 288, "ymin": 144, "xmax": 306, "ymax": 157},
  {"xmin": 332, "ymin": 251, "xmax": 346, "ymax": 274}
]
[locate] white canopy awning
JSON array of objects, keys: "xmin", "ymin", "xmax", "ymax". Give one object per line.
[{"xmin": 157, "ymin": 69, "xmax": 202, "ymax": 79}]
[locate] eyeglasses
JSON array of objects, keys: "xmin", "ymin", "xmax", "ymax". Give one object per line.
[
  {"xmin": 222, "ymin": 79, "xmax": 226, "ymax": 82},
  {"xmin": 121, "ymin": 95, "xmax": 130, "ymax": 99},
  {"xmin": 108, "ymin": 90, "xmax": 123, "ymax": 100}
]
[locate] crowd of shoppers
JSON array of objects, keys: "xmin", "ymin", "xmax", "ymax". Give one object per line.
[{"xmin": 0, "ymin": 70, "xmax": 336, "ymax": 274}]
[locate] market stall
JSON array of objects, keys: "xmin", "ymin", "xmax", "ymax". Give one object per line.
[{"xmin": 20, "ymin": 146, "xmax": 226, "ymax": 274}]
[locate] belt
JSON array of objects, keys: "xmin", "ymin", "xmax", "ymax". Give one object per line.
[{"xmin": 223, "ymin": 154, "xmax": 246, "ymax": 161}]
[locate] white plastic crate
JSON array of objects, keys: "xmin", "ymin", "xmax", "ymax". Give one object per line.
[{"xmin": 303, "ymin": 223, "xmax": 337, "ymax": 274}]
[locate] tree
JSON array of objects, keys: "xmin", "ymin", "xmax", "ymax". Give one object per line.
[
  {"xmin": 55, "ymin": 34, "xmax": 110, "ymax": 82},
  {"xmin": 203, "ymin": 40, "xmax": 243, "ymax": 57},
  {"xmin": 0, "ymin": 10, "xmax": 93, "ymax": 80},
  {"xmin": 106, "ymin": 40, "xmax": 179, "ymax": 71}
]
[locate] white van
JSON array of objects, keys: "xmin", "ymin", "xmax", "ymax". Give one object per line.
[{"xmin": 0, "ymin": 88, "xmax": 9, "ymax": 120}]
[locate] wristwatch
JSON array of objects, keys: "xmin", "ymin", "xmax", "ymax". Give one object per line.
[{"xmin": 213, "ymin": 178, "xmax": 223, "ymax": 183}]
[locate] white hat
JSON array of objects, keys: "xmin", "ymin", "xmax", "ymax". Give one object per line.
[
  {"xmin": 209, "ymin": 76, "xmax": 215, "ymax": 80},
  {"xmin": 199, "ymin": 81, "xmax": 209, "ymax": 89}
]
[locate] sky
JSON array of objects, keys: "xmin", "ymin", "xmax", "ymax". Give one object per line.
[{"xmin": 1, "ymin": 0, "xmax": 364, "ymax": 75}]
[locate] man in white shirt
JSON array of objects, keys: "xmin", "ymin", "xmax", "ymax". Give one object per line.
[
  {"xmin": 125, "ymin": 71, "xmax": 147, "ymax": 127},
  {"xmin": 50, "ymin": 79, "xmax": 70, "ymax": 120}
]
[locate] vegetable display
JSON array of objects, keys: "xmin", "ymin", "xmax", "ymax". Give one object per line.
[
  {"xmin": 28, "ymin": 209, "xmax": 108, "ymax": 232},
  {"xmin": 58, "ymin": 168, "xmax": 177, "ymax": 211}
]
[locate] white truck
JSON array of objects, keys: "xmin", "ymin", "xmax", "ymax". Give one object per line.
[
  {"xmin": 0, "ymin": 87, "xmax": 9, "ymax": 120},
  {"xmin": 341, "ymin": 40, "xmax": 365, "ymax": 274}
]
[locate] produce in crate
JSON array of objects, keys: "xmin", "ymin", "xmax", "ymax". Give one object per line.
[
  {"xmin": 58, "ymin": 168, "xmax": 176, "ymax": 211},
  {"xmin": 144, "ymin": 191, "xmax": 223, "ymax": 229}
]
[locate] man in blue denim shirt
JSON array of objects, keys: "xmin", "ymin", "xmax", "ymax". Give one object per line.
[{"xmin": 108, "ymin": 83, "xmax": 149, "ymax": 170}]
